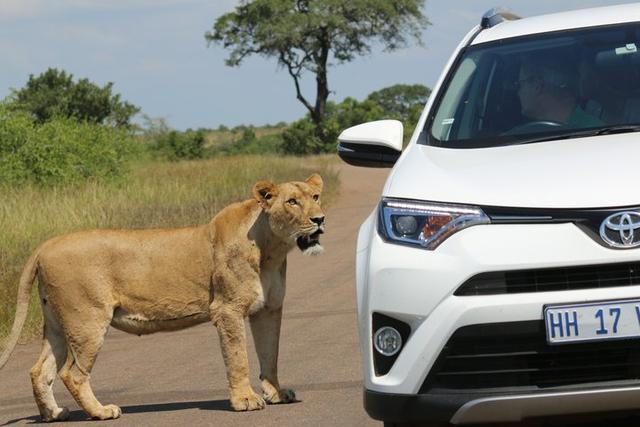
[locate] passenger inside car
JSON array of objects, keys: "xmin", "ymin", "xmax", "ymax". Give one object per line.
[{"xmin": 513, "ymin": 54, "xmax": 604, "ymax": 133}]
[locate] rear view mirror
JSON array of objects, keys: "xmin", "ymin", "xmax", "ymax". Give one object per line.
[{"xmin": 337, "ymin": 120, "xmax": 403, "ymax": 168}]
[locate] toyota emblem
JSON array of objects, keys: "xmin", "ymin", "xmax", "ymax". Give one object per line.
[{"xmin": 599, "ymin": 211, "xmax": 640, "ymax": 249}]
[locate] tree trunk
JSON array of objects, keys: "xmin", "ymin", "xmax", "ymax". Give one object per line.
[
  {"xmin": 312, "ymin": 74, "xmax": 329, "ymax": 140},
  {"xmin": 312, "ymin": 37, "xmax": 330, "ymax": 142}
]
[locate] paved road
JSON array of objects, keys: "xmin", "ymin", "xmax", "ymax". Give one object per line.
[{"xmin": 0, "ymin": 163, "xmax": 389, "ymax": 426}]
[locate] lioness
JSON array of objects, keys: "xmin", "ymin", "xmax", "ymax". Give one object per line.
[{"xmin": 0, "ymin": 174, "xmax": 325, "ymax": 421}]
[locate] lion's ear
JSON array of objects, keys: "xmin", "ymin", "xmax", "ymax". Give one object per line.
[
  {"xmin": 253, "ymin": 180, "xmax": 278, "ymax": 208},
  {"xmin": 305, "ymin": 173, "xmax": 323, "ymax": 193}
]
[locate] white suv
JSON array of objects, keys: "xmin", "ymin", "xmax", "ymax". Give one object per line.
[{"xmin": 338, "ymin": 4, "xmax": 640, "ymax": 426}]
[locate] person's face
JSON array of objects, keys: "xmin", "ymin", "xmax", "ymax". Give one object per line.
[{"xmin": 517, "ymin": 69, "xmax": 542, "ymax": 119}]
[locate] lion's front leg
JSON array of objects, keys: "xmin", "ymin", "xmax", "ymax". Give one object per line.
[
  {"xmin": 250, "ymin": 307, "xmax": 296, "ymax": 404},
  {"xmin": 211, "ymin": 304, "xmax": 266, "ymax": 411}
]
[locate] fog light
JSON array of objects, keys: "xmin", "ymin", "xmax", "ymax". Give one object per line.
[{"xmin": 373, "ymin": 326, "xmax": 402, "ymax": 356}]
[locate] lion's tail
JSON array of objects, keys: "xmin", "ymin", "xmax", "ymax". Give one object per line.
[{"xmin": 0, "ymin": 250, "xmax": 40, "ymax": 370}]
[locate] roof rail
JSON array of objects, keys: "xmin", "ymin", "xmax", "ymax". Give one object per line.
[{"xmin": 480, "ymin": 7, "xmax": 521, "ymax": 29}]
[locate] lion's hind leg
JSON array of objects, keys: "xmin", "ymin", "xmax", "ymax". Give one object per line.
[
  {"xmin": 30, "ymin": 313, "xmax": 69, "ymax": 422},
  {"xmin": 57, "ymin": 307, "xmax": 122, "ymax": 420}
]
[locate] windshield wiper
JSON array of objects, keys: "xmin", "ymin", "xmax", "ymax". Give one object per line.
[
  {"xmin": 594, "ymin": 125, "xmax": 640, "ymax": 135},
  {"xmin": 511, "ymin": 125, "xmax": 640, "ymax": 146},
  {"xmin": 511, "ymin": 130, "xmax": 596, "ymax": 146}
]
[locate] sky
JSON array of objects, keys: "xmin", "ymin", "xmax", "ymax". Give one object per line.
[{"xmin": 0, "ymin": 0, "xmax": 637, "ymax": 130}]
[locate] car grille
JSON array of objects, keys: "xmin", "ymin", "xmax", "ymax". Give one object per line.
[
  {"xmin": 455, "ymin": 262, "xmax": 640, "ymax": 296},
  {"xmin": 421, "ymin": 321, "xmax": 640, "ymax": 392}
]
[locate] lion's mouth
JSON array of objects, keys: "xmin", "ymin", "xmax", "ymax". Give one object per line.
[{"xmin": 296, "ymin": 229, "xmax": 324, "ymax": 255}]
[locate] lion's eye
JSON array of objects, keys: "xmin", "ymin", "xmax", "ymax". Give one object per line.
[
  {"xmin": 313, "ymin": 194, "xmax": 319, "ymax": 201},
  {"xmin": 287, "ymin": 198, "xmax": 298, "ymax": 206}
]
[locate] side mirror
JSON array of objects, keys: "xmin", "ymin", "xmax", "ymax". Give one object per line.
[{"xmin": 337, "ymin": 120, "xmax": 403, "ymax": 168}]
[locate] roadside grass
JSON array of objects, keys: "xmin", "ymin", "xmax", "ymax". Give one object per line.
[{"xmin": 0, "ymin": 154, "xmax": 339, "ymax": 344}]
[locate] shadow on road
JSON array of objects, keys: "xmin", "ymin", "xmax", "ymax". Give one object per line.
[
  {"xmin": 123, "ymin": 398, "xmax": 233, "ymax": 414},
  {"xmin": 0, "ymin": 398, "xmax": 309, "ymax": 425},
  {"xmin": 0, "ymin": 415, "xmax": 39, "ymax": 426},
  {"xmin": 0, "ymin": 399, "xmax": 233, "ymax": 425}
]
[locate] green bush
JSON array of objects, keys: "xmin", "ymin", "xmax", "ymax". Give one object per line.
[
  {"xmin": 0, "ymin": 106, "xmax": 136, "ymax": 185},
  {"xmin": 281, "ymin": 119, "xmax": 325, "ymax": 155},
  {"xmin": 153, "ymin": 130, "xmax": 205, "ymax": 161},
  {"xmin": 209, "ymin": 127, "xmax": 283, "ymax": 156}
]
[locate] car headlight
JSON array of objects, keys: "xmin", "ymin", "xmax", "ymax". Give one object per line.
[{"xmin": 378, "ymin": 198, "xmax": 490, "ymax": 250}]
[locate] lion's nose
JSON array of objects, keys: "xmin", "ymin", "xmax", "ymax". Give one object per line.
[{"xmin": 311, "ymin": 216, "xmax": 325, "ymax": 226}]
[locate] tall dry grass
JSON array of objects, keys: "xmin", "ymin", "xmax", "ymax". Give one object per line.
[{"xmin": 0, "ymin": 154, "xmax": 339, "ymax": 343}]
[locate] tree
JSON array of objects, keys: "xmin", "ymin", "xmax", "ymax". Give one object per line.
[
  {"xmin": 367, "ymin": 83, "xmax": 431, "ymax": 142},
  {"xmin": 8, "ymin": 68, "xmax": 139, "ymax": 127},
  {"xmin": 367, "ymin": 83, "xmax": 430, "ymax": 123},
  {"xmin": 206, "ymin": 0, "xmax": 429, "ymax": 141}
]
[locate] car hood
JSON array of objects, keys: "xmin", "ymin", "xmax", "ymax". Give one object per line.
[{"xmin": 384, "ymin": 134, "xmax": 640, "ymax": 209}]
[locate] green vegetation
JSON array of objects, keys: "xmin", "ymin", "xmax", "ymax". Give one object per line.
[
  {"xmin": 0, "ymin": 69, "xmax": 140, "ymax": 186},
  {"xmin": 0, "ymin": 155, "xmax": 339, "ymax": 343},
  {"xmin": 207, "ymin": 0, "xmax": 429, "ymax": 145},
  {"xmin": 282, "ymin": 97, "xmax": 384, "ymax": 154},
  {"xmin": 152, "ymin": 129, "xmax": 206, "ymax": 161},
  {"xmin": 0, "ymin": 105, "xmax": 136, "ymax": 185},
  {"xmin": 7, "ymin": 68, "xmax": 139, "ymax": 127},
  {"xmin": 210, "ymin": 126, "xmax": 283, "ymax": 155},
  {"xmin": 367, "ymin": 83, "xmax": 431, "ymax": 126},
  {"xmin": 281, "ymin": 84, "xmax": 431, "ymax": 153},
  {"xmin": 142, "ymin": 83, "xmax": 431, "ymax": 157}
]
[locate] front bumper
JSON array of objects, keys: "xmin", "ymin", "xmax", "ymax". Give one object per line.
[{"xmin": 365, "ymin": 385, "xmax": 640, "ymax": 424}]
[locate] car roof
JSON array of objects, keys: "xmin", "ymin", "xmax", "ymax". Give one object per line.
[{"xmin": 472, "ymin": 3, "xmax": 640, "ymax": 45}]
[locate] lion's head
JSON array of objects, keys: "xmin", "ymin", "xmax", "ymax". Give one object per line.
[{"xmin": 252, "ymin": 174, "xmax": 325, "ymax": 256}]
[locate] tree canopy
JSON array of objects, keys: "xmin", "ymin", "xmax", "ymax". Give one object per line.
[
  {"xmin": 206, "ymin": 0, "xmax": 429, "ymax": 140},
  {"xmin": 367, "ymin": 83, "xmax": 431, "ymax": 123},
  {"xmin": 8, "ymin": 68, "xmax": 139, "ymax": 127}
]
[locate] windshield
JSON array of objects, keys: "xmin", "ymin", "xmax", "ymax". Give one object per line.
[{"xmin": 428, "ymin": 22, "xmax": 640, "ymax": 148}]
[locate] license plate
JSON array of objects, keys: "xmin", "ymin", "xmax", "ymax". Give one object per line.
[{"xmin": 544, "ymin": 299, "xmax": 640, "ymax": 345}]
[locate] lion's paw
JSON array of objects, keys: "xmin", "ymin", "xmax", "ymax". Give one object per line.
[
  {"xmin": 92, "ymin": 404, "xmax": 122, "ymax": 420},
  {"xmin": 42, "ymin": 406, "xmax": 69, "ymax": 422},
  {"xmin": 264, "ymin": 388, "xmax": 297, "ymax": 404},
  {"xmin": 230, "ymin": 390, "xmax": 266, "ymax": 411}
]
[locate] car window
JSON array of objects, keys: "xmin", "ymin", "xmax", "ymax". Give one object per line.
[{"xmin": 428, "ymin": 22, "xmax": 640, "ymax": 148}]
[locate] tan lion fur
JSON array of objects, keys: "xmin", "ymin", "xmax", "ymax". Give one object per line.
[{"xmin": 0, "ymin": 174, "xmax": 325, "ymax": 421}]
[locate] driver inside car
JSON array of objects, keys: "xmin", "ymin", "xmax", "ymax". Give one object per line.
[{"xmin": 514, "ymin": 55, "xmax": 604, "ymax": 132}]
